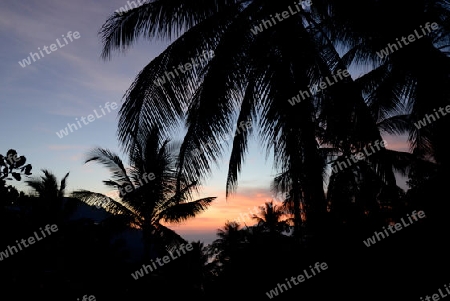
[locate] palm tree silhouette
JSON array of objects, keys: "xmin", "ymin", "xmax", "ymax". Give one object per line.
[
  {"xmin": 72, "ymin": 127, "xmax": 216, "ymax": 259},
  {"xmin": 209, "ymin": 221, "xmax": 247, "ymax": 271},
  {"xmin": 25, "ymin": 169, "xmax": 70, "ymax": 224},
  {"xmin": 97, "ymin": 0, "xmax": 450, "ymax": 242},
  {"xmin": 251, "ymin": 201, "xmax": 291, "ymax": 236},
  {"xmin": 26, "ymin": 169, "xmax": 68, "ymax": 198}
]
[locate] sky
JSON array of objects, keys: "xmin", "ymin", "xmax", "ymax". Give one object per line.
[{"xmin": 0, "ymin": 0, "xmax": 409, "ymax": 246}]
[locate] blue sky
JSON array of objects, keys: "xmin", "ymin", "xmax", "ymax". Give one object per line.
[{"xmin": 0, "ymin": 0, "xmax": 409, "ymax": 245}]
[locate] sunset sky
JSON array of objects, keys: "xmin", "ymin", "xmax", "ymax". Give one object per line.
[{"xmin": 0, "ymin": 0, "xmax": 410, "ymax": 245}]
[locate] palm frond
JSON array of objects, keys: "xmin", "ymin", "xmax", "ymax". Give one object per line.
[
  {"xmin": 161, "ymin": 197, "xmax": 215, "ymax": 223},
  {"xmin": 58, "ymin": 172, "xmax": 70, "ymax": 198},
  {"xmin": 376, "ymin": 114, "xmax": 412, "ymax": 136},
  {"xmin": 85, "ymin": 148, "xmax": 134, "ymax": 187},
  {"xmin": 71, "ymin": 190, "xmax": 139, "ymax": 219},
  {"xmin": 99, "ymin": 0, "xmax": 240, "ymax": 59},
  {"xmin": 25, "ymin": 169, "xmax": 60, "ymax": 198},
  {"xmin": 154, "ymin": 223, "xmax": 187, "ymax": 251}
]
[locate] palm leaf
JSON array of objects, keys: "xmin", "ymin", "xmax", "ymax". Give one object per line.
[
  {"xmin": 161, "ymin": 197, "xmax": 215, "ymax": 223},
  {"xmin": 71, "ymin": 190, "xmax": 139, "ymax": 219},
  {"xmin": 85, "ymin": 148, "xmax": 134, "ymax": 188}
]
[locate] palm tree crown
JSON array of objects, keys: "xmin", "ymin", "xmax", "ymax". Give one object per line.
[
  {"xmin": 25, "ymin": 169, "xmax": 70, "ymax": 223},
  {"xmin": 72, "ymin": 127, "xmax": 216, "ymax": 254},
  {"xmin": 252, "ymin": 201, "xmax": 291, "ymax": 235}
]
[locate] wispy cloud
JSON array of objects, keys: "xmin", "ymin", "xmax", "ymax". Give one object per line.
[{"xmin": 47, "ymin": 144, "xmax": 87, "ymax": 151}]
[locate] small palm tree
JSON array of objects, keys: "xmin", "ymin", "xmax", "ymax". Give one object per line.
[
  {"xmin": 25, "ymin": 169, "xmax": 70, "ymax": 223},
  {"xmin": 72, "ymin": 127, "xmax": 215, "ymax": 259},
  {"xmin": 25, "ymin": 169, "xmax": 69, "ymax": 199},
  {"xmin": 252, "ymin": 201, "xmax": 291, "ymax": 235},
  {"xmin": 210, "ymin": 221, "xmax": 246, "ymax": 267}
]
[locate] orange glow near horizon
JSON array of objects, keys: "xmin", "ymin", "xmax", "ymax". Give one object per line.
[
  {"xmin": 166, "ymin": 185, "xmax": 283, "ymax": 235},
  {"xmin": 104, "ymin": 184, "xmax": 283, "ymax": 235}
]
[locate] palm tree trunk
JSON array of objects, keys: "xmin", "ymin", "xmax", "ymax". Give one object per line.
[
  {"xmin": 302, "ymin": 116, "xmax": 328, "ymax": 241},
  {"xmin": 142, "ymin": 225, "xmax": 153, "ymax": 262},
  {"xmin": 291, "ymin": 184, "xmax": 303, "ymax": 247},
  {"xmin": 303, "ymin": 158, "xmax": 327, "ymax": 240}
]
